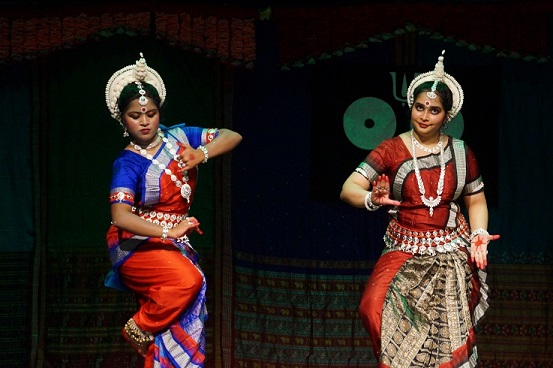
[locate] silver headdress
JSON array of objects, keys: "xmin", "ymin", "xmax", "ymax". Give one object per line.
[
  {"xmin": 105, "ymin": 53, "xmax": 167, "ymax": 121},
  {"xmin": 406, "ymin": 50, "xmax": 464, "ymax": 121}
]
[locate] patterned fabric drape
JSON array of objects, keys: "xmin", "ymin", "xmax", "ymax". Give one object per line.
[
  {"xmin": 0, "ymin": 11, "xmax": 256, "ymax": 67},
  {"xmin": 271, "ymin": 1, "xmax": 553, "ymax": 68}
]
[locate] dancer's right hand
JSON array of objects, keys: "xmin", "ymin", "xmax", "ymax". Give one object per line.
[
  {"xmin": 169, "ymin": 216, "xmax": 203, "ymax": 238},
  {"xmin": 371, "ymin": 174, "xmax": 401, "ymax": 207}
]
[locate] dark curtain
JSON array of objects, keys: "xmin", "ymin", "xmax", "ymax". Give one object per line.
[
  {"xmin": 0, "ymin": 61, "xmax": 34, "ymax": 367},
  {"xmin": 0, "ymin": 62, "xmax": 34, "ymax": 252},
  {"xmin": 498, "ymin": 62, "xmax": 553, "ymax": 253},
  {"xmin": 271, "ymin": 1, "xmax": 552, "ymax": 67}
]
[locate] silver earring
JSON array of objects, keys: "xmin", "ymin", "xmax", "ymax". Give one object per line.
[{"xmin": 123, "ymin": 127, "xmax": 129, "ymax": 137}]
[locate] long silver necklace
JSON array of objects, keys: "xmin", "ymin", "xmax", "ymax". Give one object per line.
[
  {"xmin": 131, "ymin": 131, "xmax": 192, "ymax": 203},
  {"xmin": 410, "ymin": 129, "xmax": 445, "ymax": 216}
]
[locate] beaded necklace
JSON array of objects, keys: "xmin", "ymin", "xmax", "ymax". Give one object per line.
[
  {"xmin": 131, "ymin": 131, "xmax": 192, "ymax": 203},
  {"xmin": 410, "ymin": 129, "xmax": 445, "ymax": 217},
  {"xmin": 131, "ymin": 133, "xmax": 162, "ymax": 150}
]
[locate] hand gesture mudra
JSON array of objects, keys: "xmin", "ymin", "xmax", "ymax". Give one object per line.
[
  {"xmin": 371, "ymin": 174, "xmax": 401, "ymax": 207},
  {"xmin": 168, "ymin": 216, "xmax": 203, "ymax": 239},
  {"xmin": 177, "ymin": 142, "xmax": 205, "ymax": 171},
  {"xmin": 470, "ymin": 232, "xmax": 500, "ymax": 270}
]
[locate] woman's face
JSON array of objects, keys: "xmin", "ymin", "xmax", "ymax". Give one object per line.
[
  {"xmin": 122, "ymin": 98, "xmax": 160, "ymax": 145},
  {"xmin": 410, "ymin": 91, "xmax": 447, "ymax": 137}
]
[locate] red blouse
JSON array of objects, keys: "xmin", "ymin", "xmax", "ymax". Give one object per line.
[{"xmin": 356, "ymin": 135, "xmax": 484, "ymax": 231}]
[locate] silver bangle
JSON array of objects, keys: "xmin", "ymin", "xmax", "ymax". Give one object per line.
[
  {"xmin": 364, "ymin": 192, "xmax": 381, "ymax": 211},
  {"xmin": 161, "ymin": 225, "xmax": 169, "ymax": 240},
  {"xmin": 470, "ymin": 228, "xmax": 489, "ymax": 241},
  {"xmin": 197, "ymin": 145, "xmax": 209, "ymax": 163}
]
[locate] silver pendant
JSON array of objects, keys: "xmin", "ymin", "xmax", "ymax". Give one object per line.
[
  {"xmin": 421, "ymin": 195, "xmax": 440, "ymax": 217},
  {"xmin": 181, "ymin": 183, "xmax": 192, "ymax": 203}
]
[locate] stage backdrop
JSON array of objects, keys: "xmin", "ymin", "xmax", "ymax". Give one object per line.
[
  {"xmin": 1, "ymin": 15, "xmax": 552, "ymax": 368},
  {"xmin": 0, "ymin": 61, "xmax": 35, "ymax": 366}
]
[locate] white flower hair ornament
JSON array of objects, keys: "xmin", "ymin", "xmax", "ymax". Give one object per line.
[
  {"xmin": 406, "ymin": 50, "xmax": 464, "ymax": 121},
  {"xmin": 105, "ymin": 52, "xmax": 167, "ymax": 121}
]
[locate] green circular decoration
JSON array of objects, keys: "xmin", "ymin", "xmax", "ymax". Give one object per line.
[
  {"xmin": 444, "ymin": 112, "xmax": 464, "ymax": 139},
  {"xmin": 343, "ymin": 97, "xmax": 396, "ymax": 150}
]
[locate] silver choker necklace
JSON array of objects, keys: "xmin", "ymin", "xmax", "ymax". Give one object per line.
[
  {"xmin": 131, "ymin": 133, "xmax": 162, "ymax": 150},
  {"xmin": 131, "ymin": 131, "xmax": 192, "ymax": 202},
  {"xmin": 412, "ymin": 131, "xmax": 443, "ymax": 154},
  {"xmin": 410, "ymin": 130, "xmax": 445, "ymax": 216}
]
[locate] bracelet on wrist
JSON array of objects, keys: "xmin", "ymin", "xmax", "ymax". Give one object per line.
[
  {"xmin": 161, "ymin": 225, "xmax": 169, "ymax": 240},
  {"xmin": 364, "ymin": 192, "xmax": 381, "ymax": 211},
  {"xmin": 197, "ymin": 145, "xmax": 209, "ymax": 163},
  {"xmin": 470, "ymin": 228, "xmax": 489, "ymax": 241}
]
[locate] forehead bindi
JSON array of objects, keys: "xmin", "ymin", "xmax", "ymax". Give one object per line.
[
  {"xmin": 414, "ymin": 95, "xmax": 444, "ymax": 109},
  {"xmin": 126, "ymin": 99, "xmax": 157, "ymax": 114}
]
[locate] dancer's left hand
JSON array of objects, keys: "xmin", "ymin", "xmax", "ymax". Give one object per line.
[
  {"xmin": 177, "ymin": 143, "xmax": 205, "ymax": 171},
  {"xmin": 169, "ymin": 216, "xmax": 203, "ymax": 238},
  {"xmin": 471, "ymin": 233, "xmax": 500, "ymax": 269}
]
